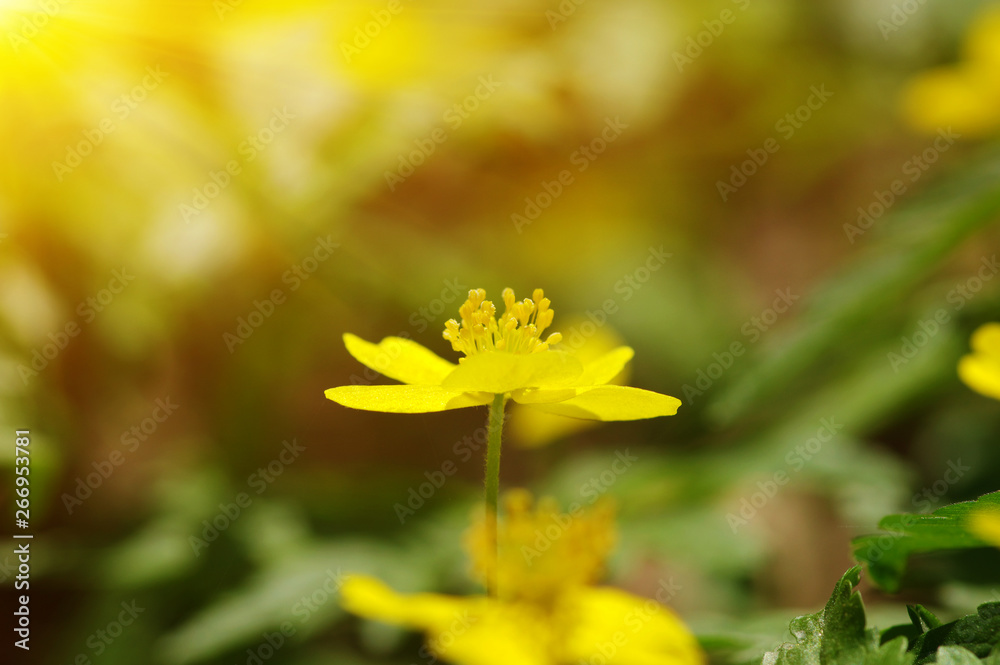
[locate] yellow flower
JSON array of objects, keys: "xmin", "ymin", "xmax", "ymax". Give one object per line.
[
  {"xmin": 341, "ymin": 491, "xmax": 704, "ymax": 665},
  {"xmin": 325, "ymin": 288, "xmax": 681, "ymax": 421},
  {"xmin": 901, "ymin": 5, "xmax": 1000, "ymax": 136},
  {"xmin": 968, "ymin": 508, "xmax": 1000, "ymax": 548},
  {"xmin": 958, "ymin": 323, "xmax": 1000, "ymax": 400}
]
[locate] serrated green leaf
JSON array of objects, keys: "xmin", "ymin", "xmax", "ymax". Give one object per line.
[
  {"xmin": 913, "ymin": 603, "xmax": 1000, "ymax": 664},
  {"xmin": 852, "ymin": 492, "xmax": 1000, "ymax": 592},
  {"xmin": 764, "ymin": 566, "xmax": 879, "ymax": 665}
]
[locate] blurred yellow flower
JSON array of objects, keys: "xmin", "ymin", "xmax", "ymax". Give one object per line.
[
  {"xmin": 958, "ymin": 323, "xmax": 1000, "ymax": 400},
  {"xmin": 342, "ymin": 491, "xmax": 704, "ymax": 665},
  {"xmin": 968, "ymin": 508, "xmax": 1000, "ymax": 548},
  {"xmin": 902, "ymin": 5, "xmax": 1000, "ymax": 136},
  {"xmin": 325, "ymin": 288, "xmax": 681, "ymax": 421}
]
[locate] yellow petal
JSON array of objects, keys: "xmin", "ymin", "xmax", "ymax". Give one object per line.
[
  {"xmin": 958, "ymin": 323, "xmax": 1000, "ymax": 400},
  {"xmin": 325, "ymin": 385, "xmax": 491, "ymax": 413},
  {"xmin": 578, "ymin": 346, "xmax": 635, "ymax": 386},
  {"xmin": 964, "ymin": 5, "xmax": 1000, "ymax": 67},
  {"xmin": 968, "ymin": 509, "xmax": 1000, "ymax": 548},
  {"xmin": 441, "ymin": 350, "xmax": 583, "ymax": 394},
  {"xmin": 970, "ymin": 323, "xmax": 1000, "ymax": 357},
  {"xmin": 433, "ymin": 603, "xmax": 553, "ymax": 665},
  {"xmin": 901, "ymin": 66, "xmax": 1000, "ymax": 136},
  {"xmin": 509, "ymin": 324, "xmax": 629, "ymax": 448},
  {"xmin": 340, "ymin": 575, "xmax": 479, "ymax": 632},
  {"xmin": 563, "ymin": 587, "xmax": 704, "ymax": 665},
  {"xmin": 342, "ymin": 576, "xmax": 549, "ymax": 665},
  {"xmin": 524, "ymin": 385, "xmax": 681, "ymax": 421},
  {"xmin": 343, "ymin": 333, "xmax": 456, "ymax": 385},
  {"xmin": 959, "ymin": 354, "xmax": 1000, "ymax": 401}
]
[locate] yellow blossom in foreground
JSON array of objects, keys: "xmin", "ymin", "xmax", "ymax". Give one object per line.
[
  {"xmin": 968, "ymin": 508, "xmax": 1000, "ymax": 548},
  {"xmin": 958, "ymin": 323, "xmax": 1000, "ymax": 400},
  {"xmin": 342, "ymin": 491, "xmax": 704, "ymax": 665},
  {"xmin": 325, "ymin": 288, "xmax": 681, "ymax": 421},
  {"xmin": 901, "ymin": 5, "xmax": 1000, "ymax": 136}
]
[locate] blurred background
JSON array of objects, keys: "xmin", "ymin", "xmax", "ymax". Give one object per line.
[{"xmin": 2, "ymin": 0, "xmax": 1000, "ymax": 663}]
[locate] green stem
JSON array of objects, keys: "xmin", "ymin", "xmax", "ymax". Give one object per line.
[{"xmin": 484, "ymin": 392, "xmax": 507, "ymax": 597}]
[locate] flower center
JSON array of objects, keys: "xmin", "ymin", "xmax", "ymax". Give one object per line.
[
  {"xmin": 464, "ymin": 490, "xmax": 616, "ymax": 605},
  {"xmin": 443, "ymin": 288, "xmax": 562, "ymax": 357}
]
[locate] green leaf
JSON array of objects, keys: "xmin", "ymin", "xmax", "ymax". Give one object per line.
[
  {"xmin": 852, "ymin": 493, "xmax": 1000, "ymax": 592},
  {"xmin": 912, "ymin": 603, "xmax": 1000, "ymax": 664},
  {"xmin": 764, "ymin": 566, "xmax": 879, "ymax": 665}
]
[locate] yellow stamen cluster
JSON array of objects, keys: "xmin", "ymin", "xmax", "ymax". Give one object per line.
[
  {"xmin": 464, "ymin": 490, "xmax": 617, "ymax": 605},
  {"xmin": 443, "ymin": 288, "xmax": 562, "ymax": 358}
]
